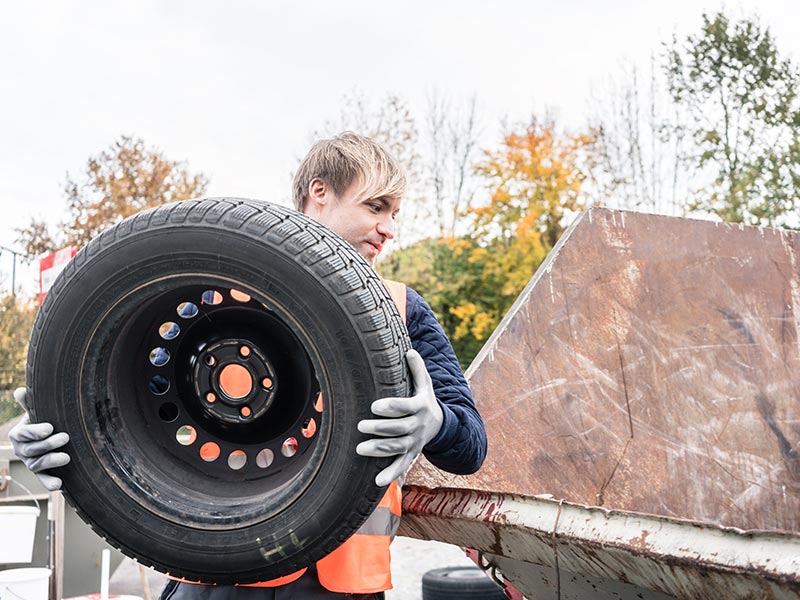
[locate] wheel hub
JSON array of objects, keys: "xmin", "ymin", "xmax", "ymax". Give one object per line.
[{"xmin": 192, "ymin": 338, "xmax": 277, "ymax": 424}]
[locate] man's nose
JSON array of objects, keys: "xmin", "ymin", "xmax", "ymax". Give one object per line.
[{"xmin": 377, "ymin": 218, "xmax": 395, "ymax": 240}]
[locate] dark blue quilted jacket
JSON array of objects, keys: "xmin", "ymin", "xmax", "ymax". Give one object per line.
[{"xmin": 406, "ymin": 287, "xmax": 487, "ymax": 474}]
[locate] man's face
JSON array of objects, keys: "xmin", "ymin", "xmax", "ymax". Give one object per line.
[{"xmin": 304, "ymin": 178, "xmax": 400, "ymax": 265}]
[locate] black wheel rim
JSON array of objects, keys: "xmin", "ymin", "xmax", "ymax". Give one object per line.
[{"xmin": 82, "ymin": 275, "xmax": 330, "ymax": 529}]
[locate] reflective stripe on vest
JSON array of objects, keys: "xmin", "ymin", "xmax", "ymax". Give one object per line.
[
  {"xmin": 315, "ymin": 479, "xmax": 402, "ymax": 593},
  {"xmin": 254, "ymin": 278, "xmax": 408, "ymax": 593}
]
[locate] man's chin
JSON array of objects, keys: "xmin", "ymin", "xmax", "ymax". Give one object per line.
[{"xmin": 359, "ymin": 243, "xmax": 380, "ymax": 265}]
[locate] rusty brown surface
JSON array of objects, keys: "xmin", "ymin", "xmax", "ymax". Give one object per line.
[
  {"xmin": 407, "ymin": 208, "xmax": 800, "ymax": 532},
  {"xmin": 399, "ymin": 484, "xmax": 800, "ymax": 599}
]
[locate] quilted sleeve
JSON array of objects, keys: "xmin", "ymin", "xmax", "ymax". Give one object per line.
[{"xmin": 406, "ymin": 287, "xmax": 487, "ymax": 474}]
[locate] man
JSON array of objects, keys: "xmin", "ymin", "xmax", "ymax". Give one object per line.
[{"xmin": 10, "ymin": 132, "xmax": 487, "ymax": 599}]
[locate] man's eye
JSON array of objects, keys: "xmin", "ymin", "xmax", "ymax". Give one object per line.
[{"xmin": 368, "ymin": 204, "xmax": 381, "ymax": 212}]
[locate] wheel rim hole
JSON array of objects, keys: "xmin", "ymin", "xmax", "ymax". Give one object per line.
[
  {"xmin": 149, "ymin": 374, "xmax": 170, "ymax": 395},
  {"xmin": 314, "ymin": 392, "xmax": 324, "ymax": 413},
  {"xmin": 201, "ymin": 290, "xmax": 223, "ymax": 305},
  {"xmin": 177, "ymin": 302, "xmax": 199, "ymax": 319},
  {"xmin": 200, "ymin": 442, "xmax": 220, "ymax": 462},
  {"xmin": 230, "ymin": 289, "xmax": 251, "ymax": 303},
  {"xmin": 281, "ymin": 437, "xmax": 298, "ymax": 458},
  {"xmin": 301, "ymin": 418, "xmax": 317, "ymax": 439},
  {"xmin": 206, "ymin": 392, "xmax": 216, "ymax": 403},
  {"xmin": 227, "ymin": 450, "xmax": 247, "ymax": 470},
  {"xmin": 149, "ymin": 347, "xmax": 170, "ymax": 367},
  {"xmin": 240, "ymin": 406, "xmax": 251, "ymax": 418},
  {"xmin": 256, "ymin": 449, "xmax": 274, "ymax": 468},
  {"xmin": 204, "ymin": 355, "xmax": 216, "ymax": 367},
  {"xmin": 158, "ymin": 402, "xmax": 180, "ymax": 423},
  {"xmin": 158, "ymin": 322, "xmax": 180, "ymax": 340},
  {"xmin": 219, "ymin": 364, "xmax": 252, "ymax": 399},
  {"xmin": 176, "ymin": 425, "xmax": 197, "ymax": 446},
  {"xmin": 261, "ymin": 377, "xmax": 273, "ymax": 390},
  {"xmin": 239, "ymin": 345, "xmax": 251, "ymax": 358}
]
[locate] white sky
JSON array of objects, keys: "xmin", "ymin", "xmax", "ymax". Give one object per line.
[{"xmin": 1, "ymin": 0, "xmax": 798, "ymax": 293}]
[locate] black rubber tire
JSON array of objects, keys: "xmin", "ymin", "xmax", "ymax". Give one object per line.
[
  {"xmin": 422, "ymin": 566, "xmax": 507, "ymax": 600},
  {"xmin": 26, "ymin": 198, "xmax": 411, "ymax": 584}
]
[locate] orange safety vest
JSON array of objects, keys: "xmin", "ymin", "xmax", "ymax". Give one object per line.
[{"xmin": 171, "ymin": 278, "xmax": 408, "ymax": 594}]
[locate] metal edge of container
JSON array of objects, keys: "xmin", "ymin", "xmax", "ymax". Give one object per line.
[{"xmin": 399, "ymin": 484, "xmax": 800, "ymax": 600}]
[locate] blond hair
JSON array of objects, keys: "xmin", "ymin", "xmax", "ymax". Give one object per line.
[{"xmin": 292, "ymin": 132, "xmax": 407, "ymax": 211}]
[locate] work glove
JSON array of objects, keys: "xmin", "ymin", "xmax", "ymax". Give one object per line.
[
  {"xmin": 356, "ymin": 349, "xmax": 443, "ymax": 487},
  {"xmin": 8, "ymin": 387, "xmax": 71, "ymax": 491}
]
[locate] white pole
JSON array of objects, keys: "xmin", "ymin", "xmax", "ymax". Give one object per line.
[{"xmin": 100, "ymin": 549, "xmax": 110, "ymax": 600}]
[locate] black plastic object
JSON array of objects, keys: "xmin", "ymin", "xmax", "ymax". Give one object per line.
[
  {"xmin": 26, "ymin": 198, "xmax": 411, "ymax": 584},
  {"xmin": 422, "ymin": 566, "xmax": 507, "ymax": 599}
]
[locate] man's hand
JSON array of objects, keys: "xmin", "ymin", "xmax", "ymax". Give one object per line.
[
  {"xmin": 356, "ymin": 349, "xmax": 443, "ymax": 487},
  {"xmin": 8, "ymin": 387, "xmax": 71, "ymax": 491}
]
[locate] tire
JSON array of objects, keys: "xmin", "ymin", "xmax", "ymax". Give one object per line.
[
  {"xmin": 422, "ymin": 566, "xmax": 507, "ymax": 600},
  {"xmin": 26, "ymin": 198, "xmax": 411, "ymax": 584}
]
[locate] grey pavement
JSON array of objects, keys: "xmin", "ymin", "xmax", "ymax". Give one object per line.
[
  {"xmin": 108, "ymin": 537, "xmax": 475, "ymax": 600},
  {"xmin": 385, "ymin": 537, "xmax": 475, "ymax": 599}
]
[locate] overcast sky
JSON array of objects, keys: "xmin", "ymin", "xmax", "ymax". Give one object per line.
[{"xmin": 1, "ymin": 0, "xmax": 798, "ymax": 292}]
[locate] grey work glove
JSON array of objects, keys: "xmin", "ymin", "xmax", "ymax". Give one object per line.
[
  {"xmin": 356, "ymin": 349, "xmax": 444, "ymax": 487},
  {"xmin": 8, "ymin": 387, "xmax": 70, "ymax": 491}
]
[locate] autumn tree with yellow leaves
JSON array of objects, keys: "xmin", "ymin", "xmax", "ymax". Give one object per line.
[
  {"xmin": 3, "ymin": 137, "xmax": 208, "ymax": 425},
  {"xmin": 383, "ymin": 119, "xmax": 598, "ymax": 367},
  {"xmin": 17, "ymin": 135, "xmax": 209, "ymax": 258},
  {"xmin": 474, "ymin": 119, "xmax": 596, "ymax": 248},
  {"xmin": 449, "ymin": 120, "xmax": 597, "ymax": 360}
]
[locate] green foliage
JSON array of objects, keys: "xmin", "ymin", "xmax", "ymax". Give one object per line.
[
  {"xmin": 666, "ymin": 11, "xmax": 800, "ymax": 227},
  {"xmin": 0, "ymin": 294, "xmax": 36, "ymax": 424},
  {"xmin": 379, "ymin": 236, "xmax": 488, "ymax": 369},
  {"xmin": 0, "ymin": 389, "xmax": 23, "ymax": 425}
]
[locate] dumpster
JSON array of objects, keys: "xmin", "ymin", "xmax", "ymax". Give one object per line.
[{"xmin": 401, "ymin": 208, "xmax": 800, "ymax": 599}]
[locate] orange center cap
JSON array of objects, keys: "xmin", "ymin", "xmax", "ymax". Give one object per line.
[{"xmin": 218, "ymin": 364, "xmax": 252, "ymax": 399}]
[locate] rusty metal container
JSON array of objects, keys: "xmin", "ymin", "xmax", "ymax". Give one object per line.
[{"xmin": 401, "ymin": 208, "xmax": 800, "ymax": 599}]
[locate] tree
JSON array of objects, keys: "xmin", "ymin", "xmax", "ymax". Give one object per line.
[
  {"xmin": 424, "ymin": 92, "xmax": 482, "ymax": 237},
  {"xmin": 0, "ymin": 294, "xmax": 36, "ymax": 424},
  {"xmin": 382, "ymin": 119, "xmax": 598, "ymax": 367},
  {"xmin": 17, "ymin": 135, "xmax": 209, "ymax": 257},
  {"xmin": 588, "ymin": 57, "xmax": 693, "ymax": 216},
  {"xmin": 379, "ymin": 235, "xmax": 487, "ymax": 368},
  {"xmin": 666, "ymin": 11, "xmax": 800, "ymax": 227},
  {"xmin": 459, "ymin": 120, "xmax": 597, "ymax": 351},
  {"xmin": 473, "ymin": 119, "xmax": 597, "ymax": 249}
]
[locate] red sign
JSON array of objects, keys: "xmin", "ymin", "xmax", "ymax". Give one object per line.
[{"xmin": 39, "ymin": 246, "xmax": 77, "ymax": 305}]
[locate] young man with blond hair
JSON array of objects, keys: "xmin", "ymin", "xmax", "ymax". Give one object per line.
[{"xmin": 11, "ymin": 132, "xmax": 487, "ymax": 599}]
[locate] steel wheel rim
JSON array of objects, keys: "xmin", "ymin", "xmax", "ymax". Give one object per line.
[{"xmin": 81, "ymin": 275, "xmax": 330, "ymax": 529}]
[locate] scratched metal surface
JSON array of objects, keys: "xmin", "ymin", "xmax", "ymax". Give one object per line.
[
  {"xmin": 407, "ymin": 208, "xmax": 800, "ymax": 533},
  {"xmin": 398, "ymin": 485, "xmax": 800, "ymax": 599}
]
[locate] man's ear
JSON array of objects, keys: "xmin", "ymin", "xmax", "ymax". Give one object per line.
[{"xmin": 307, "ymin": 178, "xmax": 328, "ymax": 211}]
